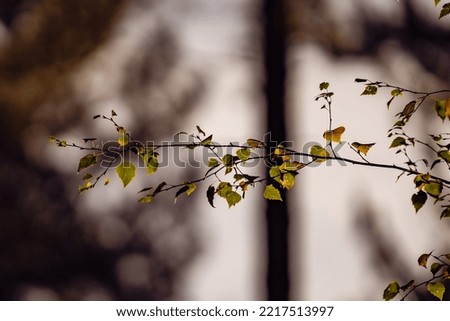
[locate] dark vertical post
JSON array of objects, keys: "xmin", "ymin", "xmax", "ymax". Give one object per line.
[{"xmin": 262, "ymin": 0, "xmax": 290, "ymax": 300}]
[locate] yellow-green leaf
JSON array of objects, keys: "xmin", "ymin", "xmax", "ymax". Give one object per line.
[
  {"xmin": 222, "ymin": 154, "xmax": 234, "ymax": 167},
  {"xmin": 361, "ymin": 85, "xmax": 378, "ymax": 95},
  {"xmin": 389, "ymin": 137, "xmax": 407, "ymax": 148},
  {"xmin": 323, "ymin": 126, "xmax": 345, "ymax": 143},
  {"xmin": 115, "ymin": 161, "xmax": 136, "ymax": 187},
  {"xmin": 351, "ymin": 142, "xmax": 375, "ymax": 156},
  {"xmin": 186, "ymin": 183, "xmax": 197, "ymax": 196},
  {"xmin": 433, "ymin": 99, "xmax": 450, "ymax": 121},
  {"xmin": 225, "ymin": 191, "xmax": 241, "ymax": 208},
  {"xmin": 310, "ymin": 145, "xmax": 330, "ymax": 162},
  {"xmin": 279, "ymin": 161, "xmax": 304, "ymax": 172},
  {"xmin": 236, "ymin": 148, "xmax": 251, "ymax": 161},
  {"xmin": 144, "ymin": 153, "xmax": 158, "ymax": 175},
  {"xmin": 104, "ymin": 177, "xmax": 110, "ymax": 186},
  {"xmin": 201, "ymin": 134, "xmax": 213, "ymax": 146},
  {"xmin": 383, "ymin": 281, "xmax": 399, "ymax": 301},
  {"xmin": 424, "ymin": 181, "xmax": 443, "ymax": 198},
  {"xmin": 263, "ymin": 184, "xmax": 282, "ymax": 201},
  {"xmin": 118, "ymin": 132, "xmax": 129, "ymax": 146},
  {"xmin": 281, "ymin": 172, "xmax": 296, "ymax": 190},
  {"xmin": 246, "ymin": 138, "xmax": 264, "ymax": 148},
  {"xmin": 269, "ymin": 166, "xmax": 282, "ymax": 184},
  {"xmin": 77, "ymin": 154, "xmax": 97, "ymax": 172},
  {"xmin": 79, "ymin": 181, "xmax": 93, "ymax": 193},
  {"xmin": 217, "ymin": 182, "xmax": 232, "ymax": 198},
  {"xmin": 418, "ymin": 252, "xmax": 432, "ymax": 268},
  {"xmin": 82, "ymin": 173, "xmax": 93, "ymax": 181},
  {"xmin": 427, "ymin": 282, "xmax": 445, "ymax": 300},
  {"xmin": 208, "ymin": 158, "xmax": 219, "ymax": 167},
  {"xmin": 438, "ymin": 150, "xmax": 450, "ymax": 163},
  {"xmin": 138, "ymin": 195, "xmax": 153, "ymax": 203}
]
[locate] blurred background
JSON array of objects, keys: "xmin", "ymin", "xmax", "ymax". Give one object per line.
[{"xmin": 0, "ymin": 0, "xmax": 449, "ymax": 300}]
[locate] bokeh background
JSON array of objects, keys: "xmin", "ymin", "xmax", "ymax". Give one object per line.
[{"xmin": 0, "ymin": 0, "xmax": 449, "ymax": 300}]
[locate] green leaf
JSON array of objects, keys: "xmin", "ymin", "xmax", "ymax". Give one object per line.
[
  {"xmin": 438, "ymin": 150, "xmax": 450, "ymax": 163},
  {"xmin": 208, "ymin": 158, "xmax": 219, "ymax": 167},
  {"xmin": 440, "ymin": 3, "xmax": 450, "ymax": 19},
  {"xmin": 196, "ymin": 125, "xmax": 206, "ymax": 136},
  {"xmin": 143, "ymin": 153, "xmax": 158, "ymax": 175},
  {"xmin": 389, "ymin": 137, "xmax": 407, "ymax": 148},
  {"xmin": 391, "ymin": 88, "xmax": 403, "ymax": 97},
  {"xmin": 115, "ymin": 161, "xmax": 136, "ymax": 187},
  {"xmin": 138, "ymin": 195, "xmax": 153, "ymax": 204},
  {"xmin": 400, "ymin": 280, "xmax": 415, "ymax": 291},
  {"xmin": 225, "ymin": 191, "xmax": 241, "ymax": 208},
  {"xmin": 207, "ymin": 185, "xmax": 215, "ymax": 208},
  {"xmin": 82, "ymin": 173, "xmax": 93, "ymax": 181},
  {"xmin": 77, "ymin": 154, "xmax": 97, "ymax": 172},
  {"xmin": 217, "ymin": 182, "xmax": 232, "ymax": 198},
  {"xmin": 319, "ymin": 82, "xmax": 329, "ymax": 90},
  {"xmin": 427, "ymin": 282, "xmax": 445, "ymax": 300},
  {"xmin": 418, "ymin": 252, "xmax": 432, "ymax": 268},
  {"xmin": 399, "ymin": 100, "xmax": 416, "ymax": 118},
  {"xmin": 323, "ymin": 126, "xmax": 345, "ymax": 143},
  {"xmin": 236, "ymin": 148, "xmax": 251, "ymax": 161},
  {"xmin": 263, "ymin": 184, "xmax": 282, "ymax": 201},
  {"xmin": 201, "ymin": 134, "xmax": 213, "ymax": 146},
  {"xmin": 411, "ymin": 190, "xmax": 427, "ymax": 213},
  {"xmin": 424, "ymin": 181, "xmax": 443, "ymax": 198},
  {"xmin": 441, "ymin": 206, "xmax": 450, "ymax": 219},
  {"xmin": 383, "ymin": 282, "xmax": 399, "ymax": 301},
  {"xmin": 281, "ymin": 172, "xmax": 296, "ymax": 190},
  {"xmin": 310, "ymin": 145, "xmax": 330, "ymax": 162},
  {"xmin": 222, "ymin": 154, "xmax": 234, "ymax": 167},
  {"xmin": 361, "ymin": 85, "xmax": 378, "ymax": 95},
  {"xmin": 431, "ymin": 262, "xmax": 444, "ymax": 275},
  {"xmin": 351, "ymin": 142, "xmax": 375, "ymax": 156}
]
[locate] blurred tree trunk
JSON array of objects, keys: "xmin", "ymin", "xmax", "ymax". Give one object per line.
[{"xmin": 262, "ymin": 0, "xmax": 290, "ymax": 300}]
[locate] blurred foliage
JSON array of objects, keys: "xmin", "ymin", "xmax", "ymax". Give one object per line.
[{"xmin": 0, "ymin": 0, "xmax": 202, "ymax": 300}]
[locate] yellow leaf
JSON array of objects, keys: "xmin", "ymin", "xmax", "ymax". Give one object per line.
[
  {"xmin": 351, "ymin": 142, "xmax": 375, "ymax": 156},
  {"xmin": 323, "ymin": 126, "xmax": 345, "ymax": 143}
]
